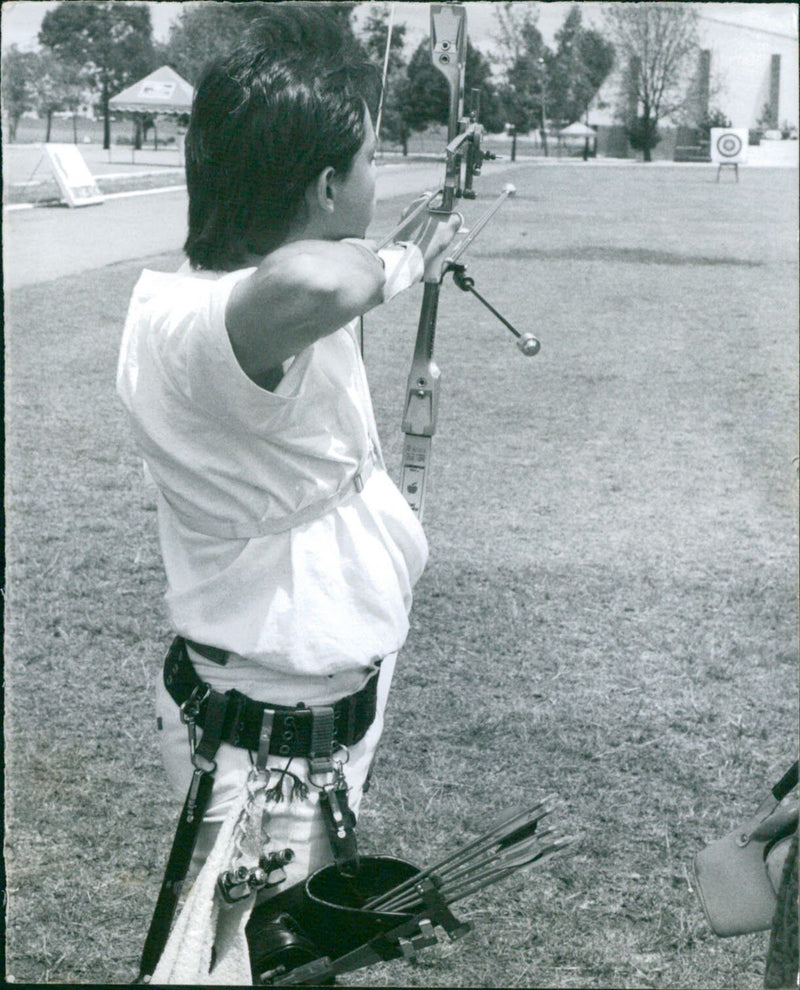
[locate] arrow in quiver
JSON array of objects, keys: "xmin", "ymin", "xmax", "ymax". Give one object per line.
[{"xmin": 248, "ymin": 795, "xmax": 579, "ymax": 985}]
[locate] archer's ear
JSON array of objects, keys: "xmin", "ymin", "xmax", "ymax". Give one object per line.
[{"xmin": 307, "ymin": 166, "xmax": 336, "ymax": 215}]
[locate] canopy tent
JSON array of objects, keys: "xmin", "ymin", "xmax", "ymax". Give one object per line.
[
  {"xmin": 109, "ymin": 66, "xmax": 193, "ymax": 163},
  {"xmin": 109, "ymin": 65, "xmax": 194, "ymax": 115},
  {"xmin": 558, "ymin": 121, "xmax": 597, "ymax": 138},
  {"xmin": 557, "ymin": 121, "xmax": 597, "ymax": 159}
]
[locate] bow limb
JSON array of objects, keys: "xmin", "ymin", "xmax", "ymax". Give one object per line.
[
  {"xmin": 398, "ymin": 3, "xmax": 467, "ymax": 521},
  {"xmin": 374, "ymin": 2, "xmax": 396, "ymax": 142}
]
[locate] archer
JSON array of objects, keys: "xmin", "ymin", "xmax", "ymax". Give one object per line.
[{"xmin": 117, "ymin": 5, "xmax": 459, "ymax": 983}]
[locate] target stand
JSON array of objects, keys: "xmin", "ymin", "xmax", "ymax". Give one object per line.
[
  {"xmin": 716, "ymin": 162, "xmax": 739, "ymax": 182},
  {"xmin": 710, "ymin": 128, "xmax": 747, "ymax": 184}
]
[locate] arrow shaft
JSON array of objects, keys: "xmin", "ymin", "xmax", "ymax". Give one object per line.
[
  {"xmin": 364, "ymin": 797, "xmax": 555, "ymax": 910},
  {"xmin": 446, "ymin": 185, "xmax": 515, "ymax": 265},
  {"xmin": 374, "ymin": 828, "xmax": 563, "ymax": 914},
  {"xmin": 377, "ymin": 188, "xmax": 444, "ymax": 251},
  {"xmin": 380, "ymin": 837, "xmax": 575, "ymax": 914}
]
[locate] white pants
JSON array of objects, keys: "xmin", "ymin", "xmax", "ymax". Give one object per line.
[{"xmin": 154, "ymin": 649, "xmax": 397, "ymax": 891}]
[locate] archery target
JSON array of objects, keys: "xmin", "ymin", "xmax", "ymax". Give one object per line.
[{"xmin": 710, "ymin": 128, "xmax": 748, "ymax": 164}]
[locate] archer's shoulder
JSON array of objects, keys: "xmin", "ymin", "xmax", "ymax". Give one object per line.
[{"xmin": 237, "ymin": 240, "xmax": 385, "ymax": 303}]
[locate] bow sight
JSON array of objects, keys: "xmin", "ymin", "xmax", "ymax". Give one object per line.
[{"xmin": 396, "ymin": 3, "xmax": 541, "ymax": 520}]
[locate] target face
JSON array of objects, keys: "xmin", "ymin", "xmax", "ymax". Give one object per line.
[
  {"xmin": 717, "ymin": 133, "xmax": 742, "ymax": 157},
  {"xmin": 710, "ymin": 128, "xmax": 748, "ymax": 164}
]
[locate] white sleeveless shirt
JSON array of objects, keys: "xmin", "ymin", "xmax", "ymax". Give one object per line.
[{"xmin": 117, "ymin": 246, "xmax": 428, "ymax": 690}]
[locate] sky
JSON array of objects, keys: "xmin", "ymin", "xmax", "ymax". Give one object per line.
[{"xmin": 2, "ymin": 1, "xmax": 796, "ymax": 59}]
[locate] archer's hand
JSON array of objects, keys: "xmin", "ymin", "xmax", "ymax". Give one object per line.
[
  {"xmin": 417, "ymin": 211, "xmax": 463, "ymax": 281},
  {"xmin": 391, "ymin": 192, "xmax": 437, "ymax": 242}
]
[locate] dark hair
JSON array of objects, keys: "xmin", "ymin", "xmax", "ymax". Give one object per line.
[{"xmin": 184, "ymin": 5, "xmax": 379, "ymax": 270}]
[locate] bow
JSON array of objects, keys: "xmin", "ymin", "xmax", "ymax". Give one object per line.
[{"xmin": 386, "ymin": 3, "xmax": 540, "ymax": 521}]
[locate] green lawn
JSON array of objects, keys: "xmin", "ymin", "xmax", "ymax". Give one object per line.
[{"xmin": 4, "ymin": 163, "xmax": 798, "ymax": 986}]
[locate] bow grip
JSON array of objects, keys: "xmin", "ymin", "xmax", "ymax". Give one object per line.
[{"xmin": 402, "ymin": 283, "xmax": 441, "ymax": 436}]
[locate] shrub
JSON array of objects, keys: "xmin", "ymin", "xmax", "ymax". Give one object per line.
[
  {"xmin": 698, "ymin": 107, "xmax": 732, "ymax": 140},
  {"xmin": 756, "ymin": 102, "xmax": 778, "ymax": 132},
  {"xmin": 625, "ymin": 116, "xmax": 661, "ymax": 154}
]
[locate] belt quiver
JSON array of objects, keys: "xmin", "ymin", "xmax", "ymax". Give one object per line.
[
  {"xmin": 246, "ymin": 794, "xmax": 578, "ymax": 985},
  {"xmin": 247, "ymin": 856, "xmax": 468, "ymax": 986}
]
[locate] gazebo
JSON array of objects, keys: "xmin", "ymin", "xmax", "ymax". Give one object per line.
[
  {"xmin": 557, "ymin": 121, "xmax": 598, "ymax": 159},
  {"xmin": 109, "ymin": 65, "xmax": 194, "ymax": 162}
]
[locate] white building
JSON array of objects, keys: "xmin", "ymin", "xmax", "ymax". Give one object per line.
[
  {"xmin": 697, "ymin": 7, "xmax": 798, "ymax": 131},
  {"xmin": 587, "ymin": 4, "xmax": 798, "ymax": 130},
  {"xmin": 583, "ymin": 3, "xmax": 797, "ymax": 159}
]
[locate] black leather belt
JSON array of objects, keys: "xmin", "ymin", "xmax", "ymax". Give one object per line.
[{"xmin": 162, "ymin": 637, "xmax": 379, "ymax": 756}]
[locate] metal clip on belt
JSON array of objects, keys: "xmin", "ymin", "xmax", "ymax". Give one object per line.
[{"xmin": 307, "ymin": 704, "xmax": 360, "ymax": 877}]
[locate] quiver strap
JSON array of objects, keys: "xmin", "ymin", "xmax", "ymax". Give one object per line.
[
  {"xmin": 137, "ymin": 689, "xmax": 229, "ymax": 982},
  {"xmin": 138, "ymin": 770, "xmax": 215, "ymax": 981}
]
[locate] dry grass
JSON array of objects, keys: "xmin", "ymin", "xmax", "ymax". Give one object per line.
[{"xmin": 4, "ymin": 163, "xmax": 798, "ymax": 986}]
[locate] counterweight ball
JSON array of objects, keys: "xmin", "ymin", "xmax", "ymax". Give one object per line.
[{"xmin": 517, "ymin": 333, "xmax": 541, "ymax": 356}]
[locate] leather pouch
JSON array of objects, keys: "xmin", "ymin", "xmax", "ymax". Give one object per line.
[
  {"xmin": 693, "ymin": 764, "xmax": 798, "ymax": 938},
  {"xmin": 694, "ymin": 800, "xmax": 781, "ymax": 936}
]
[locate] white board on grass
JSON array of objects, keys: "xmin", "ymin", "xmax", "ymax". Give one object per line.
[
  {"xmin": 44, "ymin": 144, "xmax": 104, "ymax": 207},
  {"xmin": 710, "ymin": 128, "xmax": 748, "ymax": 165}
]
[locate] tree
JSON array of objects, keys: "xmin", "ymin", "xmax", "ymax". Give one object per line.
[
  {"xmin": 756, "ymin": 102, "xmax": 778, "ymax": 132},
  {"xmin": 492, "ymin": 2, "xmax": 546, "ymax": 81},
  {"xmin": 161, "ymin": 4, "xmax": 265, "ymax": 84},
  {"xmin": 698, "ymin": 106, "xmax": 731, "ymax": 141},
  {"xmin": 1, "ymin": 46, "xmax": 38, "ymax": 142},
  {"xmin": 39, "ymin": 2, "xmax": 155, "ymax": 150},
  {"xmin": 549, "ymin": 6, "xmax": 614, "ymax": 127},
  {"xmin": 162, "ymin": 2, "xmax": 360, "ymax": 85},
  {"xmin": 33, "ymin": 53, "xmax": 86, "ymax": 143},
  {"xmin": 626, "ymin": 115, "xmax": 661, "ymax": 156},
  {"xmin": 491, "ymin": 3, "xmax": 550, "ymax": 149},
  {"xmin": 400, "ymin": 36, "xmax": 502, "ymax": 137},
  {"xmin": 603, "ymin": 3, "xmax": 701, "ymax": 161}
]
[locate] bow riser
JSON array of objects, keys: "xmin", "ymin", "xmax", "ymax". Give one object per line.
[
  {"xmin": 398, "ymin": 4, "xmax": 537, "ymax": 521},
  {"xmin": 430, "ymin": 3, "xmax": 467, "ymax": 210},
  {"xmin": 398, "ymin": 4, "xmax": 467, "ymax": 520}
]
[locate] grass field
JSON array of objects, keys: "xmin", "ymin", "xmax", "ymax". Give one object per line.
[{"xmin": 4, "ymin": 163, "xmax": 798, "ymax": 987}]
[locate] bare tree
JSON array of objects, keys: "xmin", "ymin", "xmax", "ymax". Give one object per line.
[
  {"xmin": 603, "ymin": 3, "xmax": 701, "ymax": 161},
  {"xmin": 491, "ymin": 3, "xmax": 549, "ymax": 151},
  {"xmin": 491, "ymin": 1, "xmax": 544, "ymax": 79}
]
